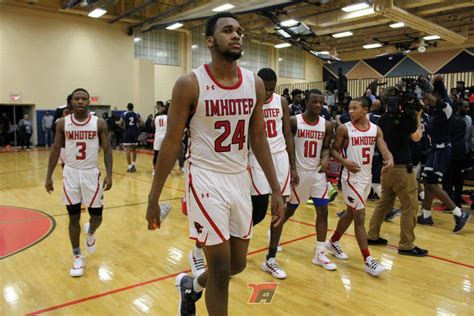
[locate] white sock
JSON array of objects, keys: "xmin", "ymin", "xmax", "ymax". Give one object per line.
[
  {"xmin": 419, "ymin": 191, "xmax": 425, "ymax": 200},
  {"xmin": 132, "ymin": 161, "xmax": 136, "ymax": 166},
  {"xmin": 452, "ymin": 207, "xmax": 462, "ymax": 217},
  {"xmin": 193, "ymin": 246, "xmax": 203, "ymax": 258},
  {"xmin": 193, "ymin": 277, "xmax": 203, "ymax": 293},
  {"xmin": 422, "ymin": 209, "xmax": 432, "ymax": 218},
  {"xmin": 316, "ymin": 241, "xmax": 325, "ymax": 253},
  {"xmin": 128, "ymin": 164, "xmax": 132, "ymax": 169}
]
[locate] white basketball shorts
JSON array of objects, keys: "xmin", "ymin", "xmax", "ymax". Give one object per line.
[
  {"xmin": 248, "ymin": 150, "xmax": 290, "ymax": 196},
  {"xmin": 62, "ymin": 165, "xmax": 103, "ymax": 208},
  {"xmin": 186, "ymin": 163, "xmax": 252, "ymax": 246},
  {"xmin": 288, "ymin": 169, "xmax": 328, "ymax": 205},
  {"xmin": 341, "ymin": 173, "xmax": 371, "ymax": 211}
]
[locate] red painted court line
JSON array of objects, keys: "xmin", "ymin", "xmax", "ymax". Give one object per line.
[
  {"xmin": 286, "ymin": 217, "xmax": 474, "ymax": 269},
  {"xmin": 26, "ymin": 232, "xmax": 316, "ymax": 315}
]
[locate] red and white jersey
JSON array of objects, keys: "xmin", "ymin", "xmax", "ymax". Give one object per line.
[
  {"xmin": 189, "ymin": 64, "xmax": 256, "ymax": 173},
  {"xmin": 154, "ymin": 115, "xmax": 167, "ymax": 139},
  {"xmin": 63, "ymin": 114, "xmax": 99, "ymax": 170},
  {"xmin": 294, "ymin": 114, "xmax": 326, "ymax": 171},
  {"xmin": 342, "ymin": 121, "xmax": 377, "ymax": 183}
]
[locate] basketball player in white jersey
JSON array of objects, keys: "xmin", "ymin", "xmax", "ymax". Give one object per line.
[
  {"xmin": 264, "ymin": 89, "xmax": 337, "ymax": 277},
  {"xmin": 242, "ymin": 68, "xmax": 298, "ymax": 278},
  {"xmin": 152, "ymin": 103, "xmax": 168, "ymax": 175},
  {"xmin": 45, "ymin": 88, "xmax": 113, "ymax": 277},
  {"xmin": 327, "ymin": 97, "xmax": 393, "ymax": 276},
  {"xmin": 145, "ymin": 12, "xmax": 285, "ymax": 316}
]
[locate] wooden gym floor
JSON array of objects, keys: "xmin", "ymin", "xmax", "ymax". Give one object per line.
[{"xmin": 0, "ymin": 148, "xmax": 472, "ymax": 315}]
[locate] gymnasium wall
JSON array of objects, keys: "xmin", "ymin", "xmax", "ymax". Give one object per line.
[{"xmin": 0, "ymin": 6, "xmax": 135, "ymax": 111}]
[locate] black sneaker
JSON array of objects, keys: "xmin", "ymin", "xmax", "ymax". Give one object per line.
[
  {"xmin": 130, "ymin": 165, "xmax": 137, "ymax": 173},
  {"xmin": 367, "ymin": 237, "xmax": 388, "ymax": 245},
  {"xmin": 176, "ymin": 273, "xmax": 202, "ymax": 316},
  {"xmin": 453, "ymin": 211, "xmax": 472, "ymax": 233},
  {"xmin": 384, "ymin": 208, "xmax": 401, "ymax": 222},
  {"xmin": 398, "ymin": 246, "xmax": 428, "ymax": 257},
  {"xmin": 417, "ymin": 215, "xmax": 434, "ymax": 226}
]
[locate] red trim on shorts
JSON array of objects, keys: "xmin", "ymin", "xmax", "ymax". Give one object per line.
[
  {"xmin": 302, "ymin": 113, "xmax": 319, "ymax": 126},
  {"xmin": 243, "ymin": 218, "xmax": 253, "ymax": 239},
  {"xmin": 189, "ymin": 169, "xmax": 226, "ymax": 242},
  {"xmin": 292, "ymin": 186, "xmax": 300, "ymax": 204},
  {"xmin": 321, "ymin": 185, "xmax": 328, "ymax": 199},
  {"xmin": 264, "ymin": 94, "xmax": 274, "ymax": 104},
  {"xmin": 70, "ymin": 114, "xmax": 92, "ymax": 126},
  {"xmin": 204, "ymin": 64, "xmax": 243, "ymax": 90},
  {"xmin": 63, "ymin": 182, "xmax": 73, "ymax": 205},
  {"xmin": 248, "ymin": 167, "xmax": 262, "ymax": 195},
  {"xmin": 281, "ymin": 168, "xmax": 290, "ymax": 194},
  {"xmin": 346, "ymin": 173, "xmax": 365, "ymax": 207},
  {"xmin": 351, "ymin": 121, "xmax": 371, "ymax": 132},
  {"xmin": 88, "ymin": 169, "xmax": 101, "ymax": 208}
]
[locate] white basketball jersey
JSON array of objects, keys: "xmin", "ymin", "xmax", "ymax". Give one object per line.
[
  {"xmin": 294, "ymin": 114, "xmax": 326, "ymax": 171},
  {"xmin": 261, "ymin": 93, "xmax": 286, "ymax": 154},
  {"xmin": 342, "ymin": 121, "xmax": 377, "ymax": 183},
  {"xmin": 154, "ymin": 115, "xmax": 167, "ymax": 139},
  {"xmin": 64, "ymin": 114, "xmax": 99, "ymax": 169},
  {"xmin": 189, "ymin": 64, "xmax": 256, "ymax": 173}
]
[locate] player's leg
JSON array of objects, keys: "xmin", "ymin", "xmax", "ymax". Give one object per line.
[
  {"xmin": 248, "ymin": 153, "xmax": 271, "ymax": 226},
  {"xmin": 81, "ymin": 167, "xmax": 104, "ymax": 253},
  {"xmin": 251, "ymin": 194, "xmax": 269, "ymax": 226},
  {"xmin": 66, "ymin": 203, "xmax": 84, "ymax": 277},
  {"xmin": 189, "ymin": 240, "xmax": 206, "ymax": 278}
]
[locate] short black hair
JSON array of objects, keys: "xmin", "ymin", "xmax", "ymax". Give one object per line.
[
  {"xmin": 291, "ymin": 89, "xmax": 303, "ymax": 97},
  {"xmin": 305, "ymin": 89, "xmax": 323, "ymax": 100},
  {"xmin": 257, "ymin": 68, "xmax": 277, "ymax": 82},
  {"xmin": 71, "ymin": 88, "xmax": 89, "ymax": 98},
  {"xmin": 127, "ymin": 103, "xmax": 134, "ymax": 110},
  {"xmin": 352, "ymin": 96, "xmax": 370, "ymax": 108},
  {"xmin": 205, "ymin": 12, "xmax": 238, "ymax": 37}
]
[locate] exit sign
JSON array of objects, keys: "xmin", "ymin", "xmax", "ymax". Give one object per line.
[{"xmin": 91, "ymin": 96, "xmax": 99, "ymax": 103}]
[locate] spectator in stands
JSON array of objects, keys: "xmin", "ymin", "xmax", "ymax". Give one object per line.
[
  {"xmin": 336, "ymin": 68, "xmax": 348, "ymax": 105},
  {"xmin": 289, "ymin": 89, "xmax": 303, "ymax": 116},
  {"xmin": 282, "ymin": 88, "xmax": 291, "ymax": 104},
  {"xmin": 42, "ymin": 111, "xmax": 54, "ymax": 147},
  {"xmin": 367, "ymin": 78, "xmax": 387, "ymax": 98}
]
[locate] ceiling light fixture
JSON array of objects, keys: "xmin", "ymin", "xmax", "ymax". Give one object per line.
[
  {"xmin": 166, "ymin": 22, "xmax": 183, "ymax": 30},
  {"xmin": 423, "ymin": 35, "xmax": 441, "ymax": 40},
  {"xmin": 274, "ymin": 43, "xmax": 292, "ymax": 48},
  {"xmin": 88, "ymin": 8, "xmax": 107, "ymax": 18},
  {"xmin": 332, "ymin": 31, "xmax": 353, "ymax": 38},
  {"xmin": 133, "ymin": 37, "xmax": 142, "ymax": 43},
  {"xmin": 276, "ymin": 29, "xmax": 291, "ymax": 38},
  {"xmin": 280, "ymin": 19, "xmax": 299, "ymax": 27},
  {"xmin": 363, "ymin": 43, "xmax": 383, "ymax": 49},
  {"xmin": 389, "ymin": 22, "xmax": 405, "ymax": 28},
  {"xmin": 212, "ymin": 3, "xmax": 235, "ymax": 12},
  {"xmin": 346, "ymin": 7, "xmax": 375, "ymax": 18},
  {"xmin": 342, "ymin": 2, "xmax": 370, "ymax": 12}
]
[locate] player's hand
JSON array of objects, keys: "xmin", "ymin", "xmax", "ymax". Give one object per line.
[
  {"xmin": 290, "ymin": 169, "xmax": 299, "ymax": 187},
  {"xmin": 382, "ymin": 158, "xmax": 394, "ymax": 174},
  {"xmin": 270, "ymin": 192, "xmax": 286, "ymax": 227},
  {"xmin": 103, "ymin": 176, "xmax": 113, "ymax": 191},
  {"xmin": 422, "ymin": 93, "xmax": 437, "ymax": 106},
  {"xmin": 343, "ymin": 160, "xmax": 361, "ymax": 173},
  {"xmin": 319, "ymin": 158, "xmax": 330, "ymax": 173},
  {"xmin": 146, "ymin": 201, "xmax": 161, "ymax": 230},
  {"xmin": 45, "ymin": 177, "xmax": 54, "ymax": 194}
]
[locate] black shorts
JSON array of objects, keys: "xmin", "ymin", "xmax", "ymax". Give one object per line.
[
  {"xmin": 123, "ymin": 130, "xmax": 139, "ymax": 145},
  {"xmin": 421, "ymin": 145, "xmax": 451, "ymax": 184}
]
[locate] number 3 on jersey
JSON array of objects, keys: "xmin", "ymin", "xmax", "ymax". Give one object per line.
[
  {"xmin": 214, "ymin": 120, "xmax": 245, "ymax": 152},
  {"xmin": 76, "ymin": 142, "xmax": 86, "ymax": 160}
]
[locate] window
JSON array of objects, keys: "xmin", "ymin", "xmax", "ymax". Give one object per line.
[
  {"xmin": 239, "ymin": 40, "xmax": 271, "ymax": 73},
  {"xmin": 278, "ymin": 47, "xmax": 304, "ymax": 79},
  {"xmin": 191, "ymin": 27, "xmax": 211, "ymax": 68},
  {"xmin": 134, "ymin": 30, "xmax": 180, "ymax": 66}
]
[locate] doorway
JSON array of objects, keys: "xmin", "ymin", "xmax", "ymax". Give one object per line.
[{"xmin": 0, "ymin": 104, "xmax": 35, "ymax": 147}]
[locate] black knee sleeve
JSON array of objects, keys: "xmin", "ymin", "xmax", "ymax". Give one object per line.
[
  {"xmin": 252, "ymin": 194, "xmax": 269, "ymax": 226},
  {"xmin": 153, "ymin": 150, "xmax": 159, "ymax": 166},
  {"xmin": 66, "ymin": 203, "xmax": 82, "ymax": 215},
  {"xmin": 88, "ymin": 207, "xmax": 103, "ymax": 216}
]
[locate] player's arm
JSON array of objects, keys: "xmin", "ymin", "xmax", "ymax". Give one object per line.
[
  {"xmin": 410, "ymin": 110, "xmax": 423, "ymax": 142},
  {"xmin": 118, "ymin": 116, "xmax": 125, "ymax": 129},
  {"xmin": 331, "ymin": 124, "xmax": 360, "ymax": 173},
  {"xmin": 250, "ymin": 75, "xmax": 285, "ymax": 226},
  {"xmin": 45, "ymin": 119, "xmax": 65, "ymax": 193},
  {"xmin": 376, "ymin": 126, "xmax": 394, "ymax": 174},
  {"xmin": 320, "ymin": 120, "xmax": 333, "ymax": 173},
  {"xmin": 281, "ymin": 96, "xmax": 299, "ymax": 187},
  {"xmin": 146, "ymin": 74, "xmax": 196, "ymax": 229},
  {"xmin": 98, "ymin": 118, "xmax": 113, "ymax": 191}
]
